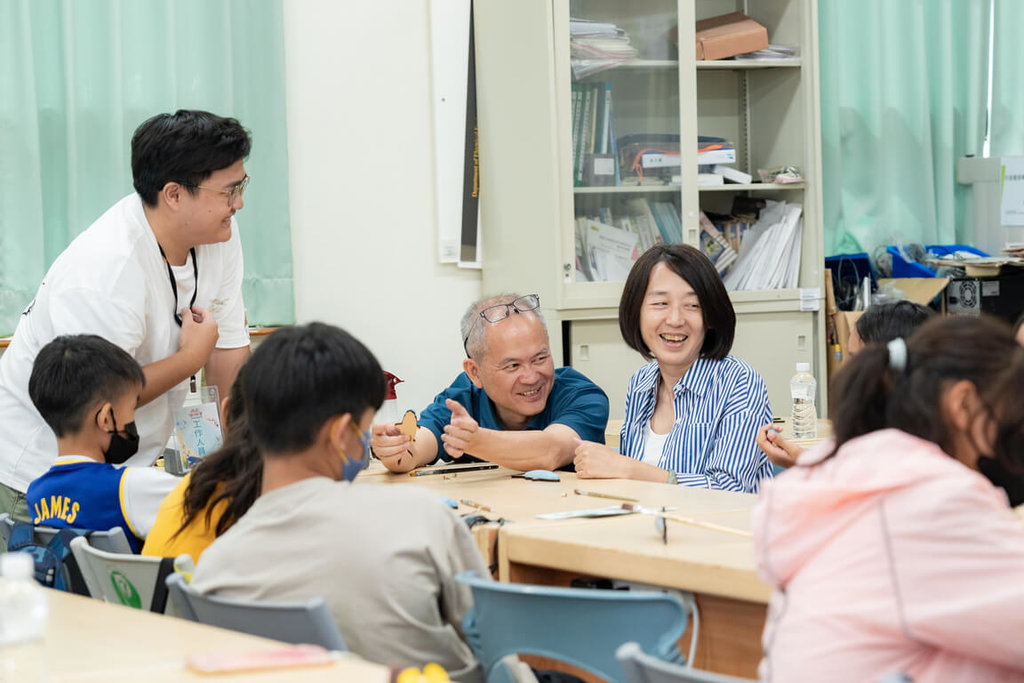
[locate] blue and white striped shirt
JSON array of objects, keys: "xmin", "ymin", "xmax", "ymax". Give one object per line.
[{"xmin": 620, "ymin": 356, "xmax": 773, "ymax": 493}]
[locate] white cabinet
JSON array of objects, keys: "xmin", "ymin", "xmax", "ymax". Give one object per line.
[{"xmin": 474, "ymin": 0, "xmax": 825, "ymax": 418}]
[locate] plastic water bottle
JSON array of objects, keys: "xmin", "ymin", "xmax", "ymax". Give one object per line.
[
  {"xmin": 0, "ymin": 553, "xmax": 49, "ymax": 681},
  {"xmin": 790, "ymin": 362, "xmax": 817, "ymax": 439}
]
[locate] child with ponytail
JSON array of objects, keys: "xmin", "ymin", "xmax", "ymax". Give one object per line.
[{"xmin": 753, "ymin": 315, "xmax": 1024, "ymax": 682}]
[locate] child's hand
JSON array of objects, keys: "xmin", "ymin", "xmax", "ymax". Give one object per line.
[{"xmin": 756, "ymin": 424, "xmax": 803, "ymax": 468}]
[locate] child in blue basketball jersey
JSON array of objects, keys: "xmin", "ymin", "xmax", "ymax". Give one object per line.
[{"xmin": 25, "ymin": 335, "xmax": 178, "ymax": 552}]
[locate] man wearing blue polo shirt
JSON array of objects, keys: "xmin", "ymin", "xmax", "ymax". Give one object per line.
[{"xmin": 372, "ymin": 294, "xmax": 609, "ymax": 472}]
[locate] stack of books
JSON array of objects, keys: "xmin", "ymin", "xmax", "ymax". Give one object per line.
[
  {"xmin": 569, "ymin": 18, "xmax": 637, "ymax": 80},
  {"xmin": 722, "ymin": 200, "xmax": 804, "ymax": 290},
  {"xmin": 573, "ymin": 200, "xmax": 683, "ymax": 281},
  {"xmin": 697, "ymin": 136, "xmax": 752, "ymax": 186},
  {"xmin": 614, "ymin": 135, "xmax": 753, "ymax": 186},
  {"xmin": 698, "ymin": 212, "xmax": 737, "ymax": 273},
  {"xmin": 571, "ymin": 82, "xmax": 619, "ymax": 187}
]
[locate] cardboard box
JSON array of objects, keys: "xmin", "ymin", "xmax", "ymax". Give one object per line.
[
  {"xmin": 826, "ymin": 276, "xmax": 949, "ymax": 380},
  {"xmin": 878, "ymin": 278, "xmax": 950, "ymax": 313},
  {"xmin": 695, "ymin": 12, "xmax": 770, "ymax": 61}
]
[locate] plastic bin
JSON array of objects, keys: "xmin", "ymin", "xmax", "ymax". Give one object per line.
[
  {"xmin": 886, "ymin": 244, "xmax": 988, "ymax": 278},
  {"xmin": 825, "ymin": 253, "xmax": 877, "ymax": 311}
]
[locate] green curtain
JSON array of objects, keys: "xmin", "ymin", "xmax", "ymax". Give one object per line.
[
  {"xmin": 818, "ymin": 0, "xmax": 990, "ymax": 257},
  {"xmin": 0, "ymin": 0, "xmax": 294, "ymax": 335},
  {"xmin": 990, "ymin": 0, "xmax": 1024, "ymax": 156}
]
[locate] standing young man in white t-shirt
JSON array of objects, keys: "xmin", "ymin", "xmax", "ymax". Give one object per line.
[{"xmin": 0, "ymin": 110, "xmax": 252, "ymax": 521}]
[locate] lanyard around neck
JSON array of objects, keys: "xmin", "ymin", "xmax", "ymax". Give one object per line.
[{"xmin": 157, "ymin": 244, "xmax": 198, "ymax": 327}]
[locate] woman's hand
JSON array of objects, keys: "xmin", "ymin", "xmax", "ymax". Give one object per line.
[{"xmin": 573, "ymin": 440, "xmax": 638, "ymax": 479}]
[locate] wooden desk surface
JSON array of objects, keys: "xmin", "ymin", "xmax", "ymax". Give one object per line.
[
  {"xmin": 361, "ymin": 462, "xmax": 766, "ymax": 604},
  {"xmin": 499, "ymin": 510, "xmax": 767, "ymax": 603},
  {"xmin": 362, "ymin": 463, "xmax": 755, "ymax": 532},
  {"xmin": 42, "ymin": 589, "xmax": 389, "ymax": 682},
  {"xmin": 361, "ymin": 461, "xmax": 769, "ymax": 677}
]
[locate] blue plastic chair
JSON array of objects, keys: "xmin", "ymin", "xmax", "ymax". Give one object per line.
[
  {"xmin": 456, "ymin": 570, "xmax": 690, "ymax": 683},
  {"xmin": 0, "ymin": 512, "xmax": 132, "ymax": 554},
  {"xmin": 616, "ymin": 642, "xmax": 754, "ymax": 683},
  {"xmin": 165, "ymin": 573, "xmax": 347, "ymax": 651}
]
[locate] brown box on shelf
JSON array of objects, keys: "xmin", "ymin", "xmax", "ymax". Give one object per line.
[{"xmin": 695, "ymin": 12, "xmax": 769, "ymax": 61}]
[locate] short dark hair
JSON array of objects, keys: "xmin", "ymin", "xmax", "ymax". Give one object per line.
[
  {"xmin": 132, "ymin": 110, "xmax": 252, "ymax": 206},
  {"xmin": 829, "ymin": 315, "xmax": 1024, "ymax": 474},
  {"xmin": 243, "ymin": 323, "xmax": 386, "ymax": 455},
  {"xmin": 618, "ymin": 244, "xmax": 735, "ymax": 361},
  {"xmin": 29, "ymin": 335, "xmax": 145, "ymax": 438},
  {"xmin": 855, "ymin": 300, "xmax": 935, "ymax": 345}
]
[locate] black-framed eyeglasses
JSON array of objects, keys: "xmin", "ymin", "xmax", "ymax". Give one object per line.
[
  {"xmin": 463, "ymin": 294, "xmax": 541, "ymax": 356},
  {"xmin": 195, "ymin": 174, "xmax": 249, "ymax": 205},
  {"xmin": 479, "ymin": 294, "xmax": 540, "ymax": 323}
]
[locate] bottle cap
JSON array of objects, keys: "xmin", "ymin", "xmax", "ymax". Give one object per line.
[
  {"xmin": 0, "ymin": 552, "xmax": 34, "ymax": 581},
  {"xmin": 796, "ymin": 362, "xmax": 810, "ymax": 373}
]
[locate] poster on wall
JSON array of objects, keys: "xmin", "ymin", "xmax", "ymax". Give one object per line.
[
  {"xmin": 1000, "ymin": 157, "xmax": 1024, "ymax": 226},
  {"xmin": 430, "ymin": 0, "xmax": 481, "ymax": 268}
]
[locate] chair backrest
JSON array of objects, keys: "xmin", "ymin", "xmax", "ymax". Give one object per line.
[
  {"xmin": 69, "ymin": 536, "xmax": 175, "ymax": 612},
  {"xmin": 456, "ymin": 570, "xmax": 689, "ymax": 683},
  {"xmin": 616, "ymin": 643, "xmax": 755, "ymax": 683},
  {"xmin": 0, "ymin": 512, "xmax": 132, "ymax": 554},
  {"xmin": 164, "ymin": 573, "xmax": 347, "ymax": 651}
]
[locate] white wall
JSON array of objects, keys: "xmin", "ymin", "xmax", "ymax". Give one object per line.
[{"xmin": 282, "ymin": 1, "xmax": 481, "ymax": 413}]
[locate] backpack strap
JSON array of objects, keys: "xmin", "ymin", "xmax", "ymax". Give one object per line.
[
  {"xmin": 47, "ymin": 529, "xmax": 87, "ymax": 593},
  {"xmin": 57, "ymin": 529, "xmax": 91, "ymax": 595},
  {"xmin": 7, "ymin": 524, "xmax": 71, "ymax": 589},
  {"xmin": 149, "ymin": 557, "xmax": 176, "ymax": 613},
  {"xmin": 7, "ymin": 521, "xmax": 35, "ymax": 551}
]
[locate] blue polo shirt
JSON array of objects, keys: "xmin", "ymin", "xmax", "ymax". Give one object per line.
[{"xmin": 419, "ymin": 367, "xmax": 609, "ymax": 464}]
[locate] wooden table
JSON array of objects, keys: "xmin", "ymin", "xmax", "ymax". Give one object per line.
[
  {"xmin": 362, "ymin": 462, "xmax": 768, "ymax": 677},
  {"xmin": 498, "ymin": 509, "xmax": 766, "ymax": 677},
  {"xmin": 38, "ymin": 589, "xmax": 389, "ymax": 682}
]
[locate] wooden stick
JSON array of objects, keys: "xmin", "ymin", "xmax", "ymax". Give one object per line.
[{"xmin": 659, "ymin": 513, "xmax": 752, "ymax": 538}]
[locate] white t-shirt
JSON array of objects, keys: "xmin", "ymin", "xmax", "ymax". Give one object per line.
[
  {"xmin": 0, "ymin": 193, "xmax": 249, "ymax": 491},
  {"xmin": 640, "ymin": 419, "xmax": 669, "ymax": 466}
]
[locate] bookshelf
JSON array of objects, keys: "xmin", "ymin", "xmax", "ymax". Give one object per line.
[{"xmin": 474, "ymin": 0, "xmax": 825, "ymax": 419}]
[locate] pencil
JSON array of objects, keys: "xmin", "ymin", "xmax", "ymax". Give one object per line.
[
  {"xmin": 573, "ymin": 489, "xmax": 640, "ymax": 503},
  {"xmin": 409, "ymin": 464, "xmax": 499, "ymax": 477},
  {"xmin": 459, "ymin": 498, "xmax": 492, "ymax": 512}
]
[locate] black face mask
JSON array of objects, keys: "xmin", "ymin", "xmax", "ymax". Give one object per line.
[
  {"xmin": 102, "ymin": 412, "xmax": 140, "ymax": 466},
  {"xmin": 978, "ymin": 456, "xmax": 1024, "ymax": 507}
]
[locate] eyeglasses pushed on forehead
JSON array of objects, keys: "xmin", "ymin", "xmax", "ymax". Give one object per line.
[
  {"xmin": 479, "ymin": 294, "xmax": 540, "ymax": 323},
  {"xmin": 463, "ymin": 294, "xmax": 541, "ymax": 355}
]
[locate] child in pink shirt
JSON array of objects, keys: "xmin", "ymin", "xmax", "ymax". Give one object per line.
[{"xmin": 754, "ymin": 315, "xmax": 1024, "ymax": 682}]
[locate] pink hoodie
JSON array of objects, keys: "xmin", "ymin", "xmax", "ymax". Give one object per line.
[{"xmin": 752, "ymin": 429, "xmax": 1024, "ymax": 682}]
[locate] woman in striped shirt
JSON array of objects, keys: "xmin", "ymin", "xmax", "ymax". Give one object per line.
[{"xmin": 573, "ymin": 244, "xmax": 773, "ymax": 492}]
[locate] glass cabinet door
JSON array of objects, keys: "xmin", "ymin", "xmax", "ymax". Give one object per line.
[{"xmin": 566, "ymin": 0, "xmax": 689, "ymax": 285}]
